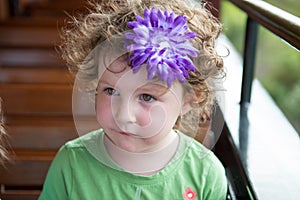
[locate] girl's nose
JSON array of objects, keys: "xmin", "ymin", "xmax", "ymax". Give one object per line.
[{"xmin": 112, "ymin": 97, "xmax": 137, "ymax": 125}]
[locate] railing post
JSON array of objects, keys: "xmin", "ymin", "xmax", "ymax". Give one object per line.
[
  {"xmin": 240, "ymin": 17, "xmax": 258, "ymax": 104},
  {"xmin": 239, "ymin": 17, "xmax": 259, "ymax": 200}
]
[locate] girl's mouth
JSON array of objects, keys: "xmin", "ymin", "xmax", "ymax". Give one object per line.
[{"xmin": 119, "ymin": 131, "xmax": 136, "ymax": 137}]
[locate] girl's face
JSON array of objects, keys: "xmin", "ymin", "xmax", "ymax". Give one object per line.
[{"xmin": 96, "ymin": 56, "xmax": 189, "ymax": 153}]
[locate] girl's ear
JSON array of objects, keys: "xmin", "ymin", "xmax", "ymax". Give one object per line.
[{"xmin": 180, "ymin": 93, "xmax": 194, "ymax": 116}]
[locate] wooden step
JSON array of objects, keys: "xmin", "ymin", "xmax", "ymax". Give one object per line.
[
  {"xmin": 5, "ymin": 115, "xmax": 78, "ymax": 150},
  {"xmin": 0, "ymin": 83, "xmax": 73, "ymax": 115},
  {"xmin": 0, "ymin": 26, "xmax": 60, "ymax": 48},
  {"xmin": 0, "ymin": 150, "xmax": 54, "ymax": 186},
  {"xmin": 23, "ymin": 0, "xmax": 88, "ymax": 18},
  {"xmin": 0, "ymin": 66, "xmax": 74, "ymax": 84},
  {"xmin": 0, "ymin": 47, "xmax": 63, "ymax": 67},
  {"xmin": 0, "ymin": 17, "xmax": 65, "ymax": 27},
  {"xmin": 0, "ymin": 192, "xmax": 41, "ymax": 200}
]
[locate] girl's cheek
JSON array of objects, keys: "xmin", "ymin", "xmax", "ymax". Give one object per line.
[
  {"xmin": 137, "ymin": 110, "xmax": 152, "ymax": 127},
  {"xmin": 96, "ymin": 98, "xmax": 112, "ymax": 124},
  {"xmin": 138, "ymin": 104, "xmax": 167, "ymax": 129}
]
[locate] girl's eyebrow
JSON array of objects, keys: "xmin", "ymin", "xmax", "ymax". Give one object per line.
[
  {"xmin": 98, "ymin": 78, "xmax": 116, "ymax": 86},
  {"xmin": 137, "ymin": 83, "xmax": 169, "ymax": 96},
  {"xmin": 98, "ymin": 80, "xmax": 110, "ymax": 85}
]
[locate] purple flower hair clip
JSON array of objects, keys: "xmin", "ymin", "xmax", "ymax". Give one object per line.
[{"xmin": 125, "ymin": 7, "xmax": 199, "ymax": 87}]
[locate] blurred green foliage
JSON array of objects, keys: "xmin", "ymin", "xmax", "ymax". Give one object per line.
[
  {"xmin": 264, "ymin": 0, "xmax": 300, "ymax": 17},
  {"xmin": 220, "ymin": 0, "xmax": 300, "ymax": 134}
]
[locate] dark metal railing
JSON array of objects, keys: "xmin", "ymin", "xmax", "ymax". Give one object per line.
[
  {"xmin": 228, "ymin": 0, "xmax": 300, "ymax": 104},
  {"xmin": 223, "ymin": 0, "xmax": 300, "ymax": 199},
  {"xmin": 241, "ymin": 18, "xmax": 258, "ymax": 104},
  {"xmin": 228, "ymin": 0, "xmax": 300, "ymax": 50}
]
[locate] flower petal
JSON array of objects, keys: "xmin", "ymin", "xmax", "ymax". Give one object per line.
[
  {"xmin": 125, "ymin": 8, "xmax": 199, "ymax": 87},
  {"xmin": 150, "ymin": 8, "xmax": 158, "ymax": 27}
]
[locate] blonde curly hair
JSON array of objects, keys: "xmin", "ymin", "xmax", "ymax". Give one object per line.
[
  {"xmin": 0, "ymin": 99, "xmax": 8, "ymax": 165},
  {"xmin": 59, "ymin": 0, "xmax": 224, "ymax": 126}
]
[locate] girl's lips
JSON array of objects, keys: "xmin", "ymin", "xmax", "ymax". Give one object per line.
[
  {"xmin": 110, "ymin": 128, "xmax": 138, "ymax": 137},
  {"xmin": 119, "ymin": 132, "xmax": 136, "ymax": 137}
]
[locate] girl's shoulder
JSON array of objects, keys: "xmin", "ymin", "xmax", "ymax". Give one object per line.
[
  {"xmin": 173, "ymin": 130, "xmax": 227, "ymax": 199},
  {"xmin": 175, "ymin": 129, "xmax": 224, "ymax": 171},
  {"xmin": 63, "ymin": 129, "xmax": 104, "ymax": 149}
]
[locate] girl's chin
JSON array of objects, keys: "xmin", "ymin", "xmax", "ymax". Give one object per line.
[
  {"xmin": 119, "ymin": 144, "xmax": 139, "ymax": 152},
  {"xmin": 106, "ymin": 135, "xmax": 141, "ymax": 152},
  {"xmin": 105, "ymin": 130, "xmax": 166, "ymax": 153},
  {"xmin": 113, "ymin": 138, "xmax": 157, "ymax": 153}
]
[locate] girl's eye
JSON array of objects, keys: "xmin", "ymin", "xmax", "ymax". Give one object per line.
[
  {"xmin": 139, "ymin": 94, "xmax": 156, "ymax": 102},
  {"xmin": 103, "ymin": 88, "xmax": 119, "ymax": 96}
]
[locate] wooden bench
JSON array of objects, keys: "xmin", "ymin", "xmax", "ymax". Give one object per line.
[
  {"xmin": 0, "ymin": 8, "xmax": 79, "ymax": 198},
  {"xmin": 0, "ymin": 19, "xmax": 65, "ymax": 68},
  {"xmin": 0, "ymin": 1, "xmax": 102, "ymax": 198},
  {"xmin": 0, "ymin": 106, "xmax": 79, "ymax": 199}
]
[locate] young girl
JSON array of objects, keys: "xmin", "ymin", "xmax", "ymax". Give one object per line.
[{"xmin": 39, "ymin": 0, "xmax": 227, "ymax": 199}]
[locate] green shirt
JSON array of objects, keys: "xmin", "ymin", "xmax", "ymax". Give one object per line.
[{"xmin": 39, "ymin": 129, "xmax": 227, "ymax": 200}]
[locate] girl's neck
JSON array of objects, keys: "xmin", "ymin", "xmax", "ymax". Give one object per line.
[{"xmin": 104, "ymin": 130, "xmax": 179, "ymax": 176}]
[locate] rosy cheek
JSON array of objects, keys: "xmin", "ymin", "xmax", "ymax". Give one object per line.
[
  {"xmin": 136, "ymin": 108, "xmax": 152, "ymax": 127},
  {"xmin": 137, "ymin": 104, "xmax": 168, "ymax": 137},
  {"xmin": 96, "ymin": 98, "xmax": 112, "ymax": 126}
]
